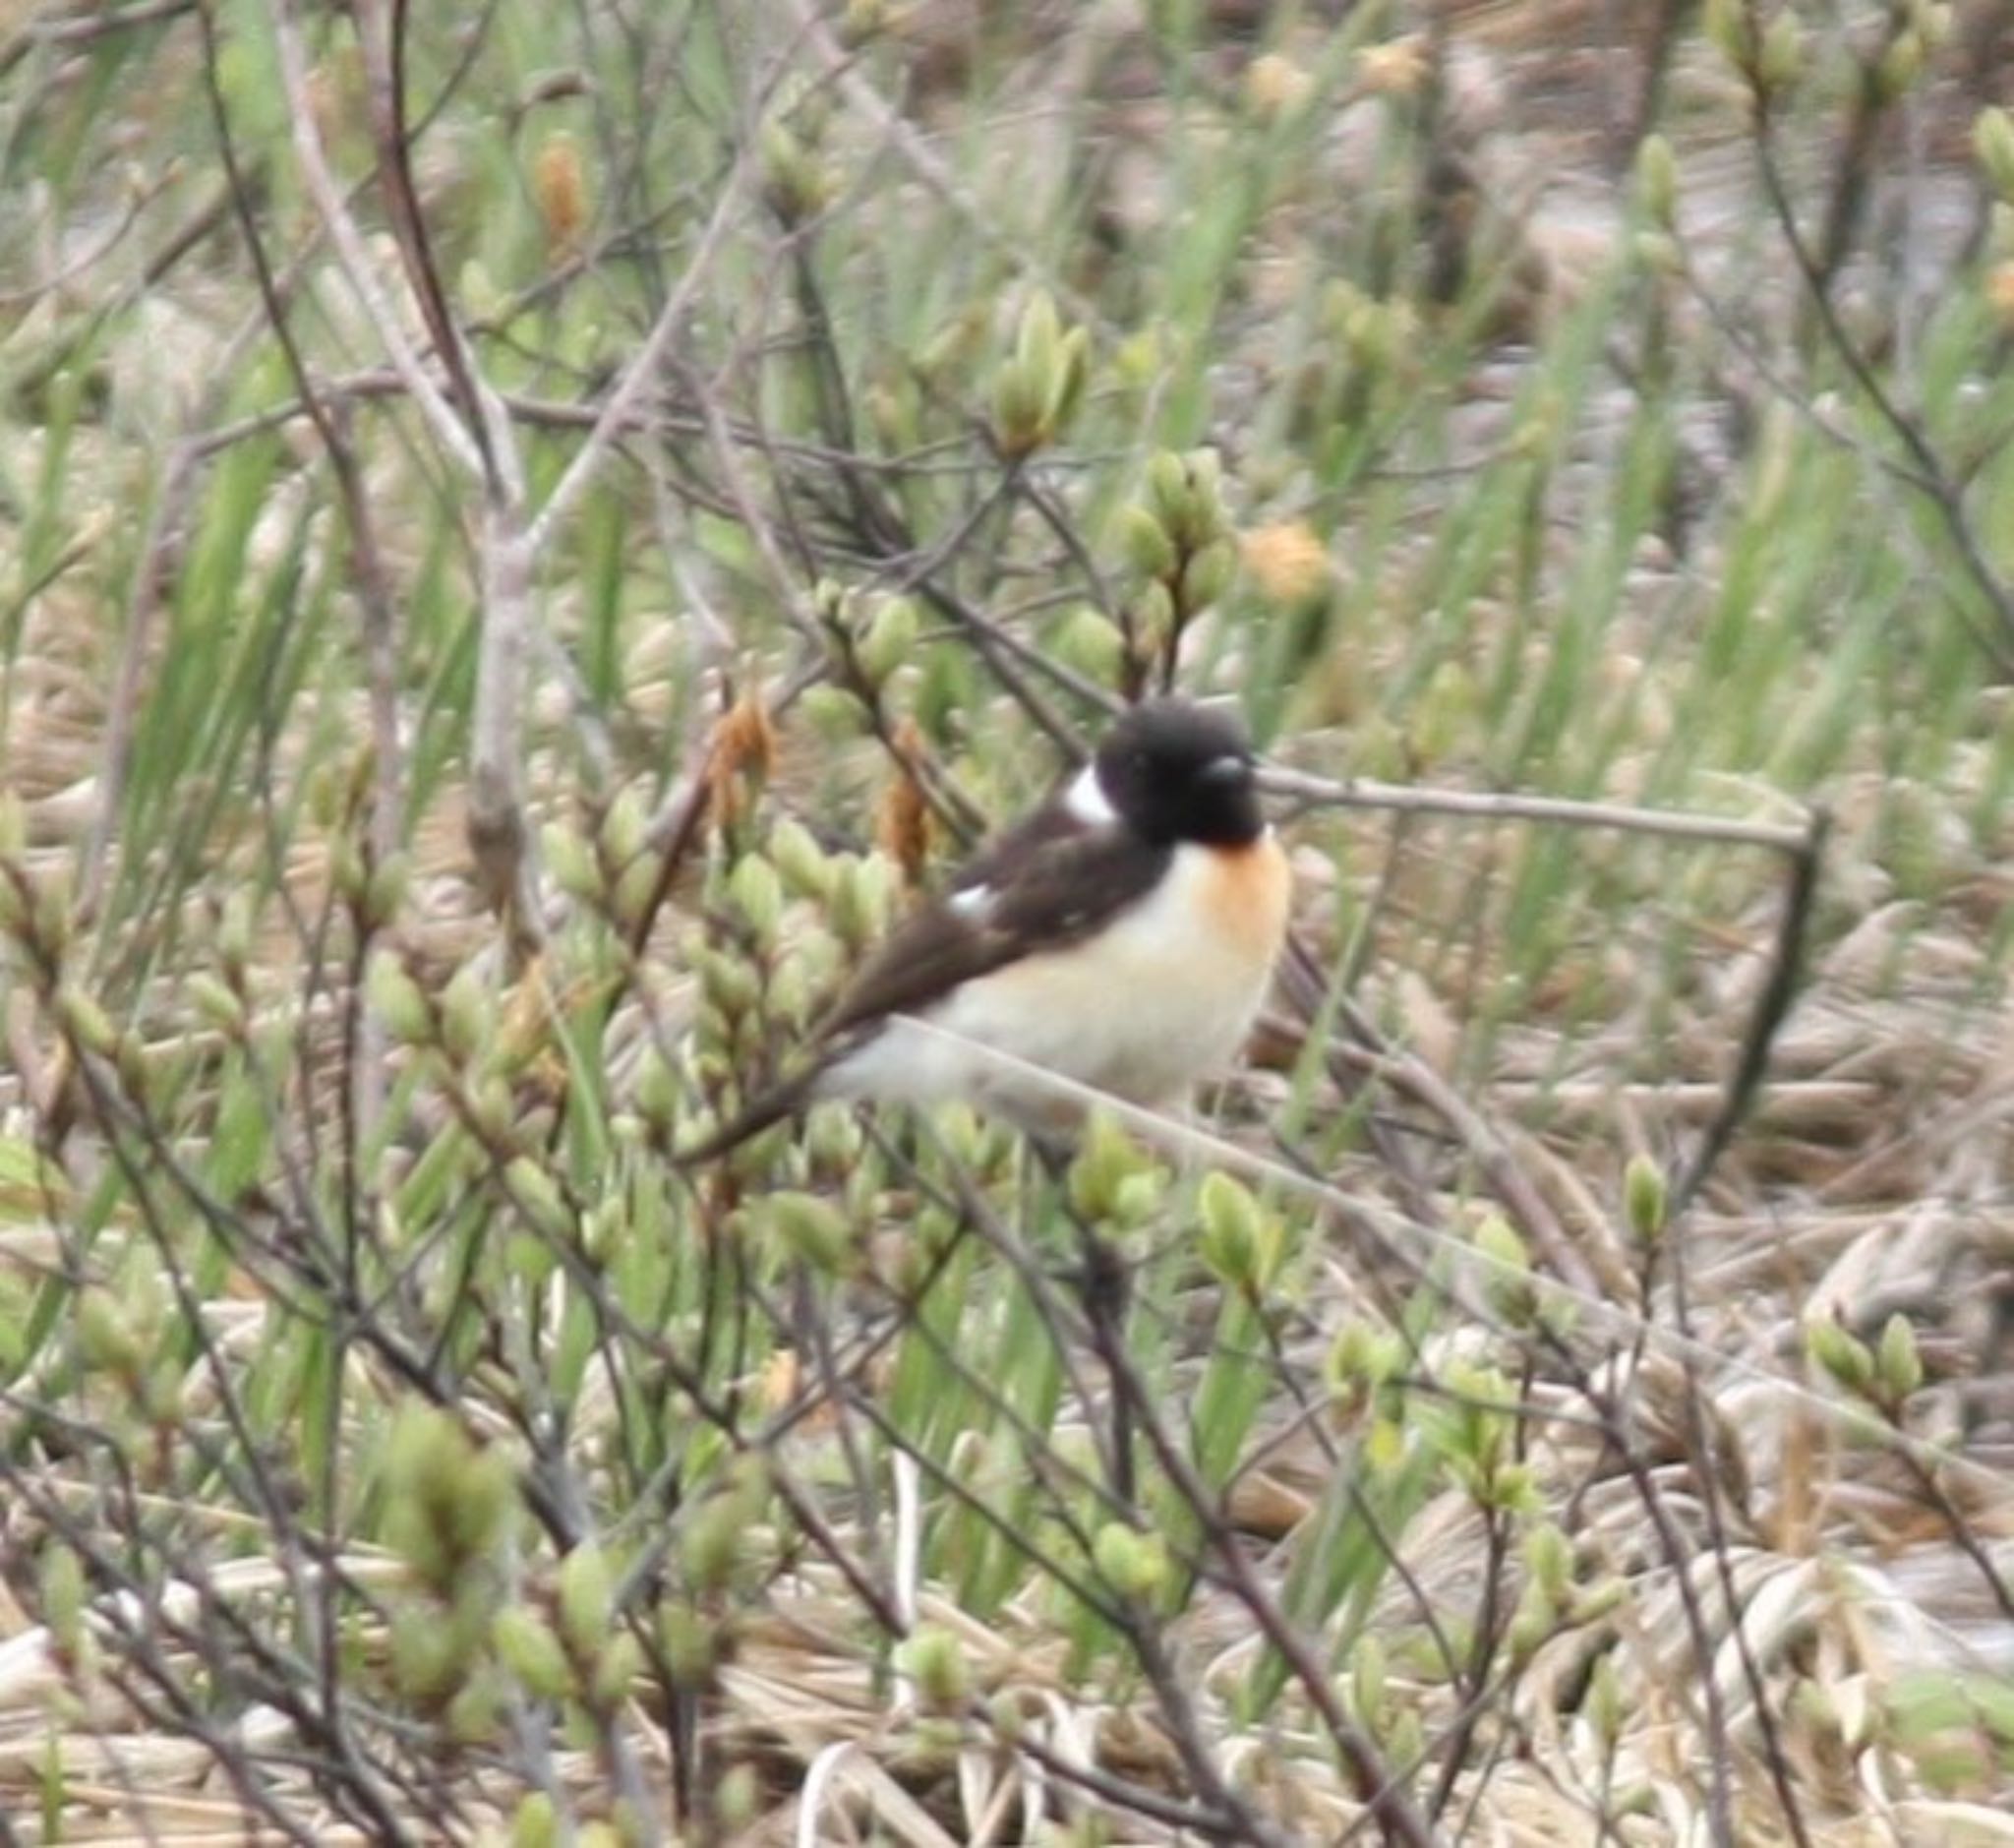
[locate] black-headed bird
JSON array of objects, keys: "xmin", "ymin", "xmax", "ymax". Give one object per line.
[{"xmin": 680, "ymin": 698, "xmax": 1290, "ymax": 1161}]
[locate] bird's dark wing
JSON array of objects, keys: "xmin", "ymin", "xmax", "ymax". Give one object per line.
[{"xmin": 821, "ymin": 824, "xmax": 1171, "ymax": 1038}]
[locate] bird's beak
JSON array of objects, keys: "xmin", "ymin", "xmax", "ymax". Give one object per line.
[{"xmin": 1196, "ymin": 753, "xmax": 1253, "ymax": 788}]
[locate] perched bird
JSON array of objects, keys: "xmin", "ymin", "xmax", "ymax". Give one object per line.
[{"xmin": 680, "ymin": 697, "xmax": 1291, "ymax": 1162}]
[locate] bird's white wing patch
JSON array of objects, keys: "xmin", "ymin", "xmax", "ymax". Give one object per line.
[
  {"xmin": 947, "ymin": 883, "xmax": 993, "ymax": 920},
  {"xmin": 1064, "ymin": 761, "xmax": 1117, "ymax": 826}
]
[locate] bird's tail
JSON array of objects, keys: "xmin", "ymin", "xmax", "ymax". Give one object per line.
[{"xmin": 672, "ymin": 1066, "xmax": 823, "ymax": 1167}]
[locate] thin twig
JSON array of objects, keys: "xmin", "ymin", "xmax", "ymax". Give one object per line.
[
  {"xmin": 1670, "ymin": 805, "xmax": 1830, "ymax": 1216},
  {"xmin": 1749, "ymin": 87, "xmax": 2014, "ymax": 662},
  {"xmin": 524, "ymin": 155, "xmax": 755, "ymax": 558},
  {"xmin": 1263, "ymin": 763, "xmax": 1813, "ymax": 852},
  {"xmin": 265, "ymin": 0, "xmax": 484, "ymax": 482}
]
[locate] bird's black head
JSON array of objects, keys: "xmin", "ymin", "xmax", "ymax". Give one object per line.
[{"xmin": 1092, "ymin": 698, "xmax": 1265, "ymax": 847}]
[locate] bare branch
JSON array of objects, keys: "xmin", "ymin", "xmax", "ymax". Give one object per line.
[
  {"xmin": 1262, "ymin": 764, "xmax": 1814, "ymax": 852},
  {"xmin": 265, "ymin": 0, "xmax": 484, "ymax": 481},
  {"xmin": 525, "ymin": 154, "xmax": 755, "ymax": 559}
]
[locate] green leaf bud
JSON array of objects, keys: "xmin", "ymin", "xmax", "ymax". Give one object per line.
[
  {"xmin": 1506, "ymin": 1580, "xmax": 1556, "ymax": 1661},
  {"xmin": 1052, "ymin": 605, "xmax": 1126, "ymax": 683},
  {"xmin": 1565, "ymin": 1576, "xmax": 1627, "ymax": 1628},
  {"xmin": 451, "ymin": 1443, "xmax": 516, "ymax": 1560},
  {"xmin": 1118, "ymin": 504, "xmax": 1178, "ymax": 580},
  {"xmin": 1703, "ymin": 0, "xmax": 1753, "ymax": 71},
  {"xmin": 1873, "ymin": 29, "xmax": 1922, "ymax": 101},
  {"xmin": 1624, "ymin": 1154, "xmax": 1667, "ymax": 1243},
  {"xmin": 1093, "ymin": 1522, "xmax": 1169, "ymax": 1601},
  {"xmin": 1912, "ymin": 2, "xmax": 1951, "ymax": 50},
  {"xmin": 804, "ymin": 1102, "xmax": 865, "ymax": 1170},
  {"xmin": 1048, "ymin": 324, "xmax": 1090, "ymax": 431},
  {"xmin": 367, "ymin": 954, "xmax": 433, "ymax": 1044},
  {"xmin": 610, "ymin": 855, "xmax": 660, "ymax": 931},
  {"xmin": 634, "ymin": 1050, "xmax": 678, "ymax": 1128},
  {"xmin": 363, "ymin": 852, "xmax": 409, "ymax": 932},
  {"xmin": 216, "ymin": 890, "xmax": 254, "ymax": 980},
  {"xmin": 897, "ymin": 1623, "xmax": 973, "ymax": 1712},
  {"xmin": 75, "ymin": 1286, "xmax": 142, "ymax": 1375},
  {"xmin": 1524, "ymin": 1520, "xmax": 1573, "ymax": 1599},
  {"xmin": 439, "ymin": 965, "xmax": 489, "ymax": 1065},
  {"xmin": 1133, "ymin": 577, "xmax": 1177, "ymax": 648},
  {"xmin": 29, "ymin": 864, "xmax": 72, "ymax": 960},
  {"xmin": 764, "ymin": 1190, "xmax": 855, "ymax": 1272},
  {"xmin": 1474, "ymin": 1212, "xmax": 1536, "ymax": 1325},
  {"xmin": 827, "ymin": 853, "xmax": 895, "ymax": 949},
  {"xmin": 330, "ymin": 838, "xmax": 367, "ymax": 907},
  {"xmin": 582, "ymin": 1197, "xmax": 625, "ymax": 1265},
  {"xmin": 1473, "ymin": 1212, "xmax": 1528, "ymax": 1275},
  {"xmin": 1875, "ymin": 1312, "xmax": 1923, "ymax": 1402},
  {"xmin": 504, "ymin": 1158, "xmax": 572, "ymax": 1242},
  {"xmin": 558, "ymin": 1539, "xmax": 615, "ymax": 1658},
  {"xmin": 467, "ymin": 1072, "xmax": 514, "ymax": 1143},
  {"xmin": 390, "ymin": 1613, "xmax": 466, "ymax": 1703},
  {"xmin": 697, "ymin": 949, "xmax": 762, "ymax": 1024},
  {"xmin": 856, "ymin": 595, "xmax": 920, "ymax": 689},
  {"xmin": 1110, "ymin": 1170, "xmax": 1165, "ymax": 1226},
  {"xmin": 543, "ymin": 820, "xmax": 600, "ymax": 899},
  {"xmin": 991, "ymin": 358, "xmax": 1047, "ymax": 457},
  {"xmin": 1806, "ymin": 1314, "xmax": 1874, "ymax": 1396},
  {"xmin": 1014, "ymin": 289, "xmax": 1061, "ymax": 387},
  {"xmin": 658, "ymin": 1602, "xmax": 720, "ymax": 1678},
  {"xmin": 38, "ymin": 1542, "xmax": 86, "ymax": 1658},
  {"xmin": 1755, "ymin": 10, "xmax": 1802, "ymax": 92},
  {"xmin": 1327, "ymin": 1319, "xmax": 1405, "ymax": 1392},
  {"xmin": 768, "ymin": 817, "xmax": 834, "ymax": 899},
  {"xmin": 1068, "ymin": 1112, "xmax": 1148, "ymax": 1222},
  {"xmin": 1975, "ymin": 108, "xmax": 2014, "ymax": 205},
  {"xmin": 590, "ymin": 1631, "xmax": 644, "ymax": 1711},
  {"xmin": 187, "ymin": 972, "xmax": 246, "ymax": 1036},
  {"xmin": 1635, "ymin": 133, "xmax": 1677, "ymax": 230},
  {"xmin": 760, "ymin": 121, "xmax": 832, "ymax": 224},
  {"xmin": 492, "ymin": 1604, "xmax": 573, "ymax": 1700},
  {"xmin": 1487, "ymin": 1460, "xmax": 1539, "ymax": 1514},
  {"xmin": 680, "ymin": 1497, "xmax": 744, "ymax": 1593},
  {"xmin": 600, "ymin": 787, "xmax": 648, "ymax": 872},
  {"xmin": 1198, "ymin": 1171, "xmax": 1274, "ymax": 1291},
  {"xmin": 1145, "ymin": 449, "xmax": 1190, "ymax": 528},
  {"xmin": 1586, "ymin": 1654, "xmax": 1624, "ymax": 1745},
  {"xmin": 56, "ymin": 985, "xmax": 118, "ymax": 1058},
  {"xmin": 1177, "ymin": 534, "xmax": 1237, "ymax": 612},
  {"xmin": 727, "ymin": 854, "xmax": 784, "ymax": 947},
  {"xmin": 511, "ymin": 1792, "xmax": 561, "ymax": 1848},
  {"xmin": 766, "ymin": 954, "xmax": 814, "ymax": 1029}
]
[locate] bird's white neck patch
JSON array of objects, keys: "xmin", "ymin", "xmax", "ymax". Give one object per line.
[{"xmin": 1064, "ymin": 760, "xmax": 1117, "ymax": 826}]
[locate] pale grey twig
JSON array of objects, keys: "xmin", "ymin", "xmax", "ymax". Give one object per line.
[
  {"xmin": 1262, "ymin": 764, "xmax": 1813, "ymax": 852},
  {"xmin": 266, "ymin": 0, "xmax": 484, "ymax": 483}
]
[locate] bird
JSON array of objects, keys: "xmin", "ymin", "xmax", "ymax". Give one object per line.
[{"xmin": 678, "ymin": 697, "xmax": 1292, "ymax": 1162}]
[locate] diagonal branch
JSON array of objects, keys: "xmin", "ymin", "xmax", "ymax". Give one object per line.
[
  {"xmin": 524, "ymin": 152, "xmax": 755, "ymax": 559},
  {"xmin": 355, "ymin": 0, "xmax": 511, "ymax": 501},
  {"xmin": 265, "ymin": 0, "xmax": 484, "ymax": 483}
]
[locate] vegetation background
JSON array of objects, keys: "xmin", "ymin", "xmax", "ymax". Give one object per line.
[{"xmin": 0, "ymin": 0, "xmax": 2011, "ymax": 1841}]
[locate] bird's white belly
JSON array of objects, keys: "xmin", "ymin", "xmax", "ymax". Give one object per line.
[{"xmin": 822, "ymin": 842, "xmax": 1281, "ymax": 1122}]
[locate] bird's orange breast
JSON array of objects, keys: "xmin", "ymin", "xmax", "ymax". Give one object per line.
[{"xmin": 1200, "ymin": 831, "xmax": 1293, "ymax": 970}]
